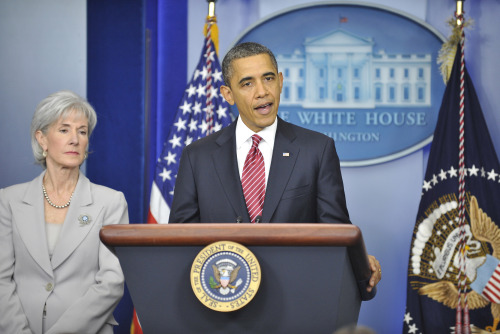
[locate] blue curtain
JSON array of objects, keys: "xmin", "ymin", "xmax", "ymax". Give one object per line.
[{"xmin": 86, "ymin": 0, "xmax": 187, "ymax": 332}]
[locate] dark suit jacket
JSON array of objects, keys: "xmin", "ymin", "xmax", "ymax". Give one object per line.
[{"xmin": 169, "ymin": 117, "xmax": 350, "ymax": 224}]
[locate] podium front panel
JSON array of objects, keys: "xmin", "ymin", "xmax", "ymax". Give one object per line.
[{"xmin": 117, "ymin": 245, "xmax": 360, "ymax": 334}]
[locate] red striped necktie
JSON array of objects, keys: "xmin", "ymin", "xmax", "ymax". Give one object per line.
[{"xmin": 241, "ymin": 134, "xmax": 266, "ymax": 223}]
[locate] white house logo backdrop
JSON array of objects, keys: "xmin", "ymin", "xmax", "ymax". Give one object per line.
[
  {"xmin": 191, "ymin": 241, "xmax": 261, "ymax": 312},
  {"xmin": 233, "ymin": 2, "xmax": 446, "ymax": 166}
]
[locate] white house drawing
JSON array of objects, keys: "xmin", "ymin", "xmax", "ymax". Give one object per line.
[{"xmin": 276, "ymin": 29, "xmax": 432, "ymax": 109}]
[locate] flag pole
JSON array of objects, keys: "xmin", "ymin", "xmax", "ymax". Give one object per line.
[
  {"xmin": 203, "ymin": 0, "xmax": 219, "ymax": 135},
  {"xmin": 207, "ymin": 0, "xmax": 216, "ymax": 17},
  {"xmin": 437, "ymin": 0, "xmax": 469, "ymax": 83},
  {"xmin": 204, "ymin": 0, "xmax": 219, "ymax": 55},
  {"xmin": 456, "ymin": 0, "xmax": 465, "ymax": 26},
  {"xmin": 455, "ymin": 1, "xmax": 468, "ymax": 333}
]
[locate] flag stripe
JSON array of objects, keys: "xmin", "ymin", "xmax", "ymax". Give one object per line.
[{"xmin": 148, "ymin": 181, "xmax": 170, "ymax": 224}]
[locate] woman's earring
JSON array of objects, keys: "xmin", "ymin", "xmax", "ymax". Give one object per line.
[{"xmin": 42, "ymin": 150, "xmax": 47, "ymax": 158}]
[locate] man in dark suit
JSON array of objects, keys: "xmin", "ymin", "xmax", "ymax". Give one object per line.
[{"xmin": 169, "ymin": 42, "xmax": 381, "ymax": 291}]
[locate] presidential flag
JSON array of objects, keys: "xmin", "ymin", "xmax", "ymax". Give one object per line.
[
  {"xmin": 403, "ymin": 43, "xmax": 500, "ymax": 333},
  {"xmin": 147, "ymin": 32, "xmax": 233, "ymax": 225}
]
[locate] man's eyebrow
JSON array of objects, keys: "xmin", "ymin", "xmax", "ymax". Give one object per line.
[
  {"xmin": 238, "ymin": 76, "xmax": 253, "ymax": 85},
  {"xmin": 238, "ymin": 72, "xmax": 276, "ymax": 85}
]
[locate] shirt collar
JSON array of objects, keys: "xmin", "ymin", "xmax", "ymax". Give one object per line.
[{"xmin": 235, "ymin": 116, "xmax": 277, "ymax": 149}]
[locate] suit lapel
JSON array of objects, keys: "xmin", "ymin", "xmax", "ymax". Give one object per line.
[
  {"xmin": 50, "ymin": 173, "xmax": 102, "ymax": 270},
  {"xmin": 262, "ymin": 119, "xmax": 299, "ymax": 222},
  {"xmin": 212, "ymin": 121, "xmax": 250, "ymax": 221},
  {"xmin": 12, "ymin": 172, "xmax": 53, "ymax": 277}
]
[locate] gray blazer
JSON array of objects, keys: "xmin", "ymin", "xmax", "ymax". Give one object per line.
[{"xmin": 0, "ymin": 171, "xmax": 128, "ymax": 334}]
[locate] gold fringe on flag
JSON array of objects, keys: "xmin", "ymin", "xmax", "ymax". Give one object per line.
[
  {"xmin": 203, "ymin": 15, "xmax": 219, "ymax": 56},
  {"xmin": 437, "ymin": 17, "xmax": 473, "ymax": 84}
]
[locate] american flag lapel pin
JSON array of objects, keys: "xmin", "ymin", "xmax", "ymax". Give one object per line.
[{"xmin": 283, "ymin": 152, "xmax": 290, "ymax": 157}]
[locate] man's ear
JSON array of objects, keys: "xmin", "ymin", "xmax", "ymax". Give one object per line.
[
  {"xmin": 278, "ymin": 72, "xmax": 284, "ymax": 94},
  {"xmin": 220, "ymin": 85, "xmax": 235, "ymax": 105}
]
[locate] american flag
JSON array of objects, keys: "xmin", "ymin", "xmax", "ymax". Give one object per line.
[{"xmin": 147, "ymin": 34, "xmax": 233, "ymax": 224}]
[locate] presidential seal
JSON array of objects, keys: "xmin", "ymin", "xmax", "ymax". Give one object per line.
[
  {"xmin": 408, "ymin": 193, "xmax": 500, "ymax": 332},
  {"xmin": 190, "ymin": 241, "xmax": 261, "ymax": 312}
]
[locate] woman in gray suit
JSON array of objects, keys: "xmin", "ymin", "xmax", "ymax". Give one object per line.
[{"xmin": 0, "ymin": 91, "xmax": 129, "ymax": 334}]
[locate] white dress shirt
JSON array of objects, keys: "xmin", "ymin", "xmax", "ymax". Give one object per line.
[{"xmin": 235, "ymin": 116, "xmax": 277, "ymax": 189}]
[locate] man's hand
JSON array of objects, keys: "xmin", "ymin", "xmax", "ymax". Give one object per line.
[{"xmin": 367, "ymin": 255, "xmax": 381, "ymax": 292}]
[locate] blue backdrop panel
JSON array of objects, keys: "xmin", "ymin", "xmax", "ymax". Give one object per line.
[
  {"xmin": 87, "ymin": 0, "xmax": 145, "ymax": 332},
  {"xmin": 87, "ymin": 0, "xmax": 146, "ymax": 221},
  {"xmin": 145, "ymin": 0, "xmax": 188, "ymax": 212},
  {"xmin": 87, "ymin": 0, "xmax": 187, "ymax": 332}
]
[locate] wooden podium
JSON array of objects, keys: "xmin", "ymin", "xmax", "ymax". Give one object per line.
[{"xmin": 100, "ymin": 223, "xmax": 375, "ymax": 334}]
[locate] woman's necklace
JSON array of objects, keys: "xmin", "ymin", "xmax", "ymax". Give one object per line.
[{"xmin": 42, "ymin": 183, "xmax": 73, "ymax": 209}]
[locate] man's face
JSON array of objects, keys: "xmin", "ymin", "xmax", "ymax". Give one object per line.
[{"xmin": 221, "ymin": 54, "xmax": 283, "ymax": 133}]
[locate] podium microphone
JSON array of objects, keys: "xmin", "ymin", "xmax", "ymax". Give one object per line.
[
  {"xmin": 255, "ymin": 216, "xmax": 262, "ymax": 223},
  {"xmin": 236, "ymin": 216, "xmax": 243, "ymax": 224}
]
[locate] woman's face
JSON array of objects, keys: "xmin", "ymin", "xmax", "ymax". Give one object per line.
[{"xmin": 36, "ymin": 109, "xmax": 89, "ymax": 170}]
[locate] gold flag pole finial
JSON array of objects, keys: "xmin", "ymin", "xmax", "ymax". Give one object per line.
[
  {"xmin": 204, "ymin": 0, "xmax": 219, "ymax": 55},
  {"xmin": 438, "ymin": 0, "xmax": 471, "ymax": 83},
  {"xmin": 456, "ymin": 0, "xmax": 465, "ymax": 26},
  {"xmin": 208, "ymin": 0, "xmax": 216, "ymax": 18}
]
